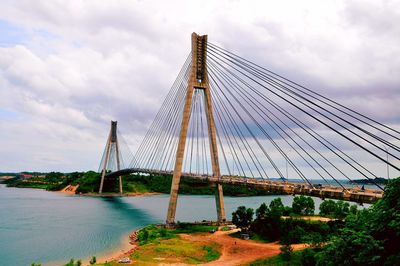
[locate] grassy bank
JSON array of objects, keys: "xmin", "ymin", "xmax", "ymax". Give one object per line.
[
  {"xmin": 95, "ymin": 224, "xmax": 221, "ymax": 266},
  {"xmin": 134, "ymin": 224, "xmax": 221, "ymax": 265}
]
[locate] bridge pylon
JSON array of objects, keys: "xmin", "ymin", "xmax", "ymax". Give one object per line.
[
  {"xmin": 166, "ymin": 33, "xmax": 226, "ymax": 226},
  {"xmin": 99, "ymin": 121, "xmax": 123, "ymax": 194}
]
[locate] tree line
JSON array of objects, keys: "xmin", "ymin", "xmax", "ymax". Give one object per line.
[{"xmin": 232, "ymin": 178, "xmax": 400, "ymax": 265}]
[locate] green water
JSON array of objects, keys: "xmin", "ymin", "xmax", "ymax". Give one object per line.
[{"xmin": 0, "ymin": 184, "xmax": 329, "ymax": 266}]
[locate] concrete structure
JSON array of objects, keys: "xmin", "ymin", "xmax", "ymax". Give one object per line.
[
  {"xmin": 166, "ymin": 33, "xmax": 226, "ymax": 226},
  {"xmin": 106, "ymin": 167, "xmax": 384, "ymax": 204},
  {"xmin": 99, "ymin": 121, "xmax": 123, "ymax": 194}
]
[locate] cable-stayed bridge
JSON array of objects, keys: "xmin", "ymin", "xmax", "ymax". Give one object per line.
[{"xmin": 98, "ymin": 33, "xmax": 399, "ymax": 226}]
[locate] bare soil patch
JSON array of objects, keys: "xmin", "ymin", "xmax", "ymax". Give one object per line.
[{"xmin": 179, "ymin": 229, "xmax": 307, "ymax": 266}]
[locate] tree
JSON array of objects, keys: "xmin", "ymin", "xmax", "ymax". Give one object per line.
[
  {"xmin": 255, "ymin": 203, "xmax": 269, "ymax": 220},
  {"xmin": 316, "ymin": 229, "xmax": 383, "ymax": 266},
  {"xmin": 281, "ymin": 225, "xmax": 306, "ymax": 244},
  {"xmin": 64, "ymin": 259, "xmax": 74, "ymax": 266},
  {"xmin": 63, "ymin": 259, "xmax": 82, "ymax": 266},
  {"xmin": 90, "ymin": 256, "xmax": 97, "ymax": 265},
  {"xmin": 349, "ymin": 204, "xmax": 358, "ymax": 215},
  {"xmin": 232, "ymin": 206, "xmax": 254, "ymax": 231},
  {"xmin": 367, "ymin": 177, "xmax": 400, "ymax": 264},
  {"xmin": 319, "ymin": 199, "xmax": 336, "ymax": 217},
  {"xmin": 292, "ymin": 195, "xmax": 314, "ymax": 215},
  {"xmin": 317, "ymin": 177, "xmax": 400, "ymax": 265},
  {"xmin": 251, "ymin": 202, "xmax": 282, "ymax": 241},
  {"xmin": 269, "ymin": 198, "xmax": 284, "ymax": 217},
  {"xmin": 334, "ymin": 201, "xmax": 350, "ymax": 219},
  {"xmin": 320, "ymin": 200, "xmax": 351, "ymax": 219}
]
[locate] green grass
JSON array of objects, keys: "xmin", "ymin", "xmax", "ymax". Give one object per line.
[
  {"xmin": 247, "ymin": 250, "xmax": 303, "ymax": 266},
  {"xmin": 174, "ymin": 224, "xmax": 218, "ymax": 234},
  {"xmin": 132, "ymin": 236, "xmax": 221, "ymax": 264},
  {"xmin": 125, "ymin": 182, "xmax": 149, "ymax": 193},
  {"xmin": 137, "ymin": 225, "xmax": 176, "ymax": 245},
  {"xmin": 124, "ymin": 224, "xmax": 222, "ymax": 265},
  {"xmin": 14, "ymin": 182, "xmax": 49, "ymax": 189},
  {"xmin": 203, "ymin": 244, "xmax": 221, "ymax": 262},
  {"xmin": 137, "ymin": 224, "xmax": 217, "ymax": 246}
]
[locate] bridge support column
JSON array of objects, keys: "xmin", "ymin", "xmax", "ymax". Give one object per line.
[
  {"xmin": 166, "ymin": 33, "xmax": 226, "ymax": 226},
  {"xmin": 215, "ymin": 183, "xmax": 225, "ymax": 223},
  {"xmin": 99, "ymin": 121, "xmax": 123, "ymax": 194}
]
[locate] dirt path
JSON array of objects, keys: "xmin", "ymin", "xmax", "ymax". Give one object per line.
[
  {"xmin": 179, "ymin": 230, "xmax": 307, "ymax": 266},
  {"xmin": 59, "ymin": 184, "xmax": 79, "ymax": 194},
  {"xmin": 282, "ymin": 215, "xmax": 335, "ymax": 222}
]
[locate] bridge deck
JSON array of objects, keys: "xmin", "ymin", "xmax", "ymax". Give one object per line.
[{"xmin": 106, "ymin": 168, "xmax": 383, "ymax": 204}]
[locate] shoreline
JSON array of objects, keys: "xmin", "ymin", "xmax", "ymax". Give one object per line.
[
  {"xmin": 44, "ymin": 228, "xmax": 140, "ymax": 266},
  {"xmin": 94, "ymin": 229, "xmax": 140, "ymax": 265}
]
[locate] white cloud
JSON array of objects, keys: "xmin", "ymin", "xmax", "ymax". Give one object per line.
[{"xmin": 0, "ymin": 0, "xmax": 399, "ymax": 176}]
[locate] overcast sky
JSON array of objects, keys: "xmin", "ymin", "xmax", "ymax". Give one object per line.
[{"xmin": 0, "ymin": 0, "xmax": 399, "ymax": 173}]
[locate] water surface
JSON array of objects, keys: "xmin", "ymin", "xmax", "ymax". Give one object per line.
[{"xmin": 0, "ymin": 184, "xmax": 355, "ymax": 265}]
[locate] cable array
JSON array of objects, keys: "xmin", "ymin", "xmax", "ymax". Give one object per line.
[
  {"xmin": 98, "ymin": 129, "xmax": 134, "ymax": 173},
  {"xmin": 124, "ymin": 43, "xmax": 400, "ymax": 190}
]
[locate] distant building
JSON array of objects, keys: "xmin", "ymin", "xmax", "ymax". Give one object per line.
[{"xmin": 18, "ymin": 173, "xmax": 34, "ymax": 179}]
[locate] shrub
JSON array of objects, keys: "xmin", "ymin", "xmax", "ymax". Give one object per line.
[{"xmin": 280, "ymin": 244, "xmax": 293, "ymax": 261}]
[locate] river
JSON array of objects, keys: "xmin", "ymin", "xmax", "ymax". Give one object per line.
[{"xmin": 0, "ymin": 184, "xmax": 352, "ymax": 266}]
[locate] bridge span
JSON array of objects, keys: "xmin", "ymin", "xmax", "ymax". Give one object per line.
[
  {"xmin": 98, "ymin": 32, "xmax": 397, "ymax": 225},
  {"xmin": 105, "ymin": 168, "xmax": 383, "ymax": 204}
]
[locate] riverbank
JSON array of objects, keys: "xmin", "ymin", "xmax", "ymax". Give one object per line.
[{"xmin": 93, "ymin": 229, "xmax": 139, "ymax": 265}]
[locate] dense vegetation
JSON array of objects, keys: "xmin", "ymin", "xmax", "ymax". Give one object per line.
[
  {"xmin": 5, "ymin": 171, "xmax": 283, "ymax": 196},
  {"xmin": 232, "ymin": 197, "xmax": 343, "ymax": 245},
  {"xmin": 314, "ymin": 177, "xmax": 400, "ymax": 265},
  {"xmin": 4, "ymin": 171, "xmax": 102, "ymax": 192},
  {"xmin": 121, "ymin": 174, "xmax": 283, "ymax": 196},
  {"xmin": 234, "ymin": 177, "xmax": 400, "ymax": 265}
]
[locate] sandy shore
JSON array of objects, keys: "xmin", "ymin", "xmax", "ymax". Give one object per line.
[{"xmin": 93, "ymin": 230, "xmax": 139, "ymax": 265}]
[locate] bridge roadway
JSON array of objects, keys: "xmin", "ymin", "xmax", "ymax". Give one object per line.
[{"xmin": 106, "ymin": 168, "xmax": 383, "ymax": 204}]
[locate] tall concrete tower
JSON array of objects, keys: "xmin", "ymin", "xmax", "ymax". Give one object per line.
[
  {"xmin": 166, "ymin": 33, "xmax": 226, "ymax": 226},
  {"xmin": 99, "ymin": 121, "xmax": 123, "ymax": 194}
]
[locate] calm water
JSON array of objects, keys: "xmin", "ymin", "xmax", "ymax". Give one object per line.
[{"xmin": 0, "ymin": 184, "xmax": 351, "ymax": 266}]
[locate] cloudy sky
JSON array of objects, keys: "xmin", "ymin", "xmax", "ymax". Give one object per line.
[{"xmin": 0, "ymin": 0, "xmax": 399, "ymax": 173}]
